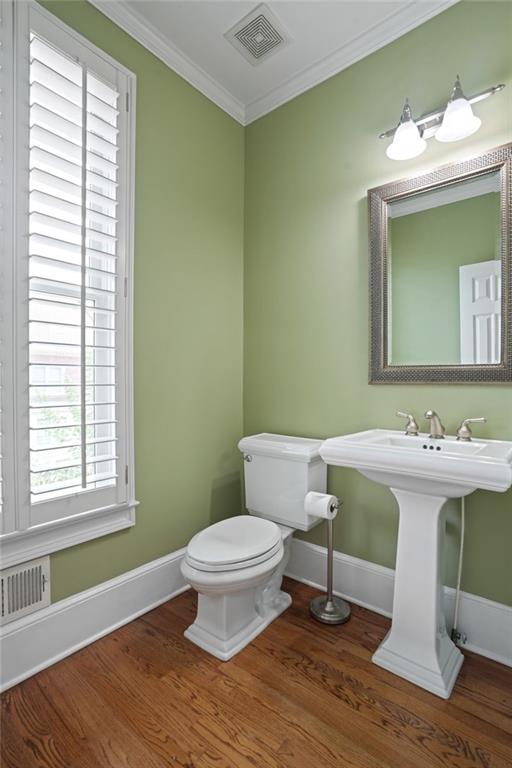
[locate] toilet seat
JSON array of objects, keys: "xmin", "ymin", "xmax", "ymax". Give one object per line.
[
  {"xmin": 186, "ymin": 539, "xmax": 282, "ymax": 572},
  {"xmin": 185, "ymin": 515, "xmax": 281, "ymax": 573}
]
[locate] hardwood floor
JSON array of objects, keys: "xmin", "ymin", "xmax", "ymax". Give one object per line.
[{"xmin": 2, "ymin": 578, "xmax": 511, "ymax": 768}]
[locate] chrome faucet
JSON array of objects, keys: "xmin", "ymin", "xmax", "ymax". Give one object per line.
[{"xmin": 424, "ymin": 409, "xmax": 445, "ymax": 439}]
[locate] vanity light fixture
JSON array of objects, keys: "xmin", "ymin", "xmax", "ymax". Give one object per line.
[
  {"xmin": 435, "ymin": 76, "xmax": 481, "ymax": 142},
  {"xmin": 385, "ymin": 99, "xmax": 426, "ymax": 160},
  {"xmin": 380, "ymin": 77, "xmax": 505, "ymax": 160}
]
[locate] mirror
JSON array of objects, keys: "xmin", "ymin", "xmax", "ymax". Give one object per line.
[{"xmin": 368, "ymin": 143, "xmax": 511, "ymax": 383}]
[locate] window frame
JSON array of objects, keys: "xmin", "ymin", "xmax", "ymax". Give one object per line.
[{"xmin": 0, "ymin": 0, "xmax": 137, "ymax": 568}]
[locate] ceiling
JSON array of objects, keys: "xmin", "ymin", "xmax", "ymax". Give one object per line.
[{"xmin": 90, "ymin": 0, "xmax": 458, "ymax": 124}]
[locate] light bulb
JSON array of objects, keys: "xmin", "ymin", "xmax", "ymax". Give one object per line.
[
  {"xmin": 435, "ymin": 76, "xmax": 481, "ymax": 143},
  {"xmin": 386, "ymin": 99, "xmax": 426, "ymax": 160}
]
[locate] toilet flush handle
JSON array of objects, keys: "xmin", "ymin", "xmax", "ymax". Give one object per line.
[{"xmin": 243, "ymin": 454, "xmax": 252, "ymax": 462}]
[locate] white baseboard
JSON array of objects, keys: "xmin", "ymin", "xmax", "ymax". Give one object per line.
[
  {"xmin": 286, "ymin": 538, "xmax": 512, "ymax": 668},
  {"xmin": 2, "ymin": 540, "xmax": 510, "ymax": 692},
  {"xmin": 0, "ymin": 549, "xmax": 188, "ymax": 692}
]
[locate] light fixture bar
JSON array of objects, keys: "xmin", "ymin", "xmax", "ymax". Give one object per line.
[{"xmin": 379, "ymin": 83, "xmax": 505, "ymax": 140}]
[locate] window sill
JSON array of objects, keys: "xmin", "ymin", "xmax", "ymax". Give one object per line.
[{"xmin": 0, "ymin": 501, "xmax": 139, "ymax": 568}]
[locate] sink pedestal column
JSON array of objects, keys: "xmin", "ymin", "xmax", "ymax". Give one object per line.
[{"xmin": 372, "ymin": 488, "xmax": 463, "ymax": 699}]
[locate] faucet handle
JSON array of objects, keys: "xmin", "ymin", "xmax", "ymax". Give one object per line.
[
  {"xmin": 396, "ymin": 411, "xmax": 419, "ymax": 436},
  {"xmin": 456, "ymin": 417, "xmax": 486, "ymax": 442}
]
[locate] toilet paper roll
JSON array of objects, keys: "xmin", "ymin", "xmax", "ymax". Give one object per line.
[{"xmin": 304, "ymin": 491, "xmax": 339, "ymax": 520}]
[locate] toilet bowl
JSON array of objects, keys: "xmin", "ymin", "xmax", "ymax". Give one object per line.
[
  {"xmin": 181, "ymin": 516, "xmax": 293, "ymax": 660},
  {"xmin": 181, "ymin": 433, "xmax": 327, "ymax": 660}
]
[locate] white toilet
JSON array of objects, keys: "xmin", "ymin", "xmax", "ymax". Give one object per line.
[{"xmin": 181, "ymin": 433, "xmax": 326, "ymax": 660}]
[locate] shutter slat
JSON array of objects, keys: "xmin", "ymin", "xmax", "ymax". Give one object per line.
[
  {"xmin": 30, "ymin": 254, "xmax": 117, "ymax": 280},
  {"xmin": 29, "ymin": 296, "xmax": 117, "ymax": 314},
  {"xmin": 31, "ymin": 189, "xmax": 81, "ymax": 225},
  {"xmin": 30, "ymin": 418, "xmax": 117, "ymax": 431},
  {"xmin": 31, "ymin": 436, "xmax": 118, "ymax": 452},
  {"xmin": 87, "ymin": 73, "xmax": 119, "ymax": 108},
  {"xmin": 87, "ymin": 92, "xmax": 118, "ymax": 126},
  {"xmin": 30, "ymin": 57, "xmax": 83, "ymax": 101},
  {"xmin": 29, "ymin": 275, "xmax": 117, "ymax": 296},
  {"xmin": 30, "ymin": 36, "xmax": 82, "ymax": 84},
  {"xmin": 31, "ymin": 103, "xmax": 82, "ymax": 144},
  {"xmin": 30, "ymin": 82, "xmax": 82, "ymax": 126},
  {"xmin": 31, "ymin": 455, "xmax": 118, "ymax": 474},
  {"xmin": 30, "ymin": 168, "xmax": 82, "ymax": 205},
  {"xmin": 87, "ymin": 132, "xmax": 118, "ymax": 160},
  {"xmin": 30, "ymin": 401, "xmax": 117, "ymax": 409},
  {"xmin": 31, "ymin": 145, "xmax": 82, "ymax": 184},
  {"xmin": 31, "ymin": 189, "xmax": 118, "ymax": 232},
  {"xmin": 31, "ymin": 124, "xmax": 82, "ymax": 165},
  {"xmin": 29, "ymin": 232, "xmax": 118, "ymax": 262},
  {"xmin": 29, "ymin": 319, "xmax": 115, "ymax": 332},
  {"xmin": 31, "ymin": 471, "xmax": 118, "ymax": 496},
  {"xmin": 88, "ymin": 113, "xmax": 119, "ymax": 144}
]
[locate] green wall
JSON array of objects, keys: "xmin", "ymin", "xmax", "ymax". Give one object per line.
[
  {"xmin": 41, "ymin": 1, "xmax": 245, "ymax": 601},
  {"xmin": 43, "ymin": 0, "xmax": 512, "ymax": 608},
  {"xmin": 244, "ymin": 0, "xmax": 512, "ymax": 606},
  {"xmin": 390, "ymin": 192, "xmax": 500, "ymax": 365}
]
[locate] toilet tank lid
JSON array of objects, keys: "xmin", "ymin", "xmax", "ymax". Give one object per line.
[{"xmin": 238, "ymin": 433, "xmax": 323, "ymax": 463}]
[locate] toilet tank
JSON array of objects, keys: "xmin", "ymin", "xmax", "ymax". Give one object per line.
[{"xmin": 238, "ymin": 433, "xmax": 327, "ymax": 532}]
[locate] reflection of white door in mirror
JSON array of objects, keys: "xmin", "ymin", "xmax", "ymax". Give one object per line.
[{"xmin": 459, "ymin": 260, "xmax": 501, "ymax": 364}]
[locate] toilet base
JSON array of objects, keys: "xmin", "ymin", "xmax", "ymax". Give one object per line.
[{"xmin": 185, "ymin": 589, "xmax": 291, "ymax": 661}]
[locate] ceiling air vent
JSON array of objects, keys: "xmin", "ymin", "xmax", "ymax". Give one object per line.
[{"xmin": 225, "ymin": 3, "xmax": 291, "ymax": 66}]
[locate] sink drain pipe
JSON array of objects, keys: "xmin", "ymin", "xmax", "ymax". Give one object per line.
[{"xmin": 451, "ymin": 496, "xmax": 467, "ymax": 645}]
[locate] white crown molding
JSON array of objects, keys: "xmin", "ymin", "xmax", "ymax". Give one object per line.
[
  {"xmin": 87, "ymin": 0, "xmax": 246, "ymax": 124},
  {"xmin": 245, "ymin": 0, "xmax": 459, "ymax": 123},
  {"xmin": 87, "ymin": 0, "xmax": 458, "ymax": 127}
]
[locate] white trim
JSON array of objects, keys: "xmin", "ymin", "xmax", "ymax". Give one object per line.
[
  {"xmin": 244, "ymin": 0, "xmax": 459, "ymax": 123},
  {"xmin": 88, "ymin": 0, "xmax": 245, "ymax": 124},
  {"xmin": 0, "ymin": 500, "xmax": 138, "ymax": 569},
  {"xmin": 0, "ymin": 1, "xmax": 138, "ymax": 561},
  {"xmin": 0, "ymin": 548, "xmax": 187, "ymax": 691},
  {"xmin": 286, "ymin": 538, "xmax": 512, "ymax": 668},
  {"xmin": 0, "ymin": 0, "xmax": 17, "ymax": 536},
  {"xmin": 1, "ymin": 541, "xmax": 510, "ymax": 692},
  {"xmin": 88, "ymin": 0, "xmax": 457, "ymax": 126}
]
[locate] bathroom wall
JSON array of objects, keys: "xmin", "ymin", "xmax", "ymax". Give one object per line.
[
  {"xmin": 244, "ymin": 0, "xmax": 512, "ymax": 605},
  {"xmin": 36, "ymin": 1, "xmax": 511, "ymax": 609},
  {"xmin": 39, "ymin": 1, "xmax": 245, "ymax": 601},
  {"xmin": 390, "ymin": 193, "xmax": 500, "ymax": 365}
]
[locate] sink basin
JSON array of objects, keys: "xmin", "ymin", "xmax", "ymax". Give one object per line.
[
  {"xmin": 320, "ymin": 429, "xmax": 512, "ymax": 699},
  {"xmin": 321, "ymin": 429, "xmax": 512, "ymax": 497}
]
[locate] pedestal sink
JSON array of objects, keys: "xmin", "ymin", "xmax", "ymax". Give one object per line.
[{"xmin": 320, "ymin": 429, "xmax": 512, "ymax": 698}]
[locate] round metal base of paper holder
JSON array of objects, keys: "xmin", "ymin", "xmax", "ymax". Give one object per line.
[
  {"xmin": 309, "ymin": 502, "xmax": 351, "ymax": 626},
  {"xmin": 309, "ymin": 594, "xmax": 351, "ymax": 625}
]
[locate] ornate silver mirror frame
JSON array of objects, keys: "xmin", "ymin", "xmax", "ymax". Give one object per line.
[{"xmin": 368, "ymin": 143, "xmax": 512, "ymax": 384}]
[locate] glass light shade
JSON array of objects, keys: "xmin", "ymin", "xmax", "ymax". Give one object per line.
[
  {"xmin": 386, "ymin": 119, "xmax": 427, "ymax": 160},
  {"xmin": 435, "ymin": 97, "xmax": 481, "ymax": 142}
]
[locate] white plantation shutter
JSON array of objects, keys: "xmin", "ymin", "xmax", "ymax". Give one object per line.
[
  {"xmin": 0, "ymin": 2, "xmax": 136, "ymax": 564},
  {"xmin": 29, "ymin": 34, "xmax": 120, "ymax": 508}
]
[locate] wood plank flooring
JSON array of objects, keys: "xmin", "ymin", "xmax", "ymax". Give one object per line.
[{"xmin": 2, "ymin": 578, "xmax": 511, "ymax": 768}]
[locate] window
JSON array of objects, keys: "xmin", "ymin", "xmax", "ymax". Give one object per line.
[{"xmin": 0, "ymin": 1, "xmax": 137, "ymax": 567}]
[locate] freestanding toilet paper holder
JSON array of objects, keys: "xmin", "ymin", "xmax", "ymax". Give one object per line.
[{"xmin": 309, "ymin": 497, "xmax": 351, "ymax": 625}]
